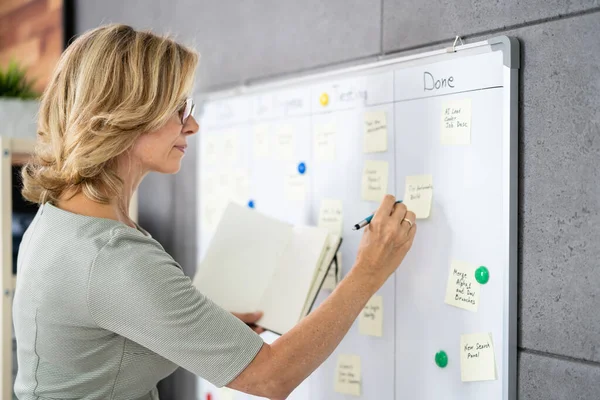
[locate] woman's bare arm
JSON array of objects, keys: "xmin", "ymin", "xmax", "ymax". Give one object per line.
[{"xmin": 227, "ymin": 195, "xmax": 417, "ymax": 399}]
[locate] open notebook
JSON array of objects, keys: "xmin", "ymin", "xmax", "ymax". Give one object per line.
[{"xmin": 193, "ymin": 202, "xmax": 342, "ymax": 335}]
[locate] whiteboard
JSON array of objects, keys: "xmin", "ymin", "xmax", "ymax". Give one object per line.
[{"xmin": 195, "ymin": 36, "xmax": 519, "ymax": 400}]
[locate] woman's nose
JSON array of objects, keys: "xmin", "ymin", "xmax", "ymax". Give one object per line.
[{"xmin": 184, "ymin": 116, "xmax": 199, "ymax": 135}]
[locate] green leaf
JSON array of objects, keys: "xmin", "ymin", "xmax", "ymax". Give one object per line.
[{"xmin": 0, "ymin": 59, "xmax": 39, "ymax": 99}]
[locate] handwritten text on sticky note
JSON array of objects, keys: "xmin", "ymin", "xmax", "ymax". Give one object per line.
[
  {"xmin": 403, "ymin": 175, "xmax": 433, "ymax": 219},
  {"xmin": 318, "ymin": 199, "xmax": 343, "ymax": 235},
  {"xmin": 359, "ymin": 295, "xmax": 383, "ymax": 337},
  {"xmin": 274, "ymin": 125, "xmax": 295, "ymax": 161},
  {"xmin": 202, "ymin": 136, "xmax": 220, "ymax": 166},
  {"xmin": 222, "ymin": 132, "xmax": 239, "ymax": 163},
  {"xmin": 253, "ymin": 124, "xmax": 270, "ymax": 159},
  {"xmin": 284, "ymin": 174, "xmax": 306, "ymax": 202},
  {"xmin": 334, "ymin": 354, "xmax": 361, "ymax": 396},
  {"xmin": 445, "ymin": 260, "xmax": 480, "ymax": 312},
  {"xmin": 314, "ymin": 123, "xmax": 336, "ymax": 162},
  {"xmin": 361, "ymin": 160, "xmax": 389, "ymax": 202},
  {"xmin": 441, "ymin": 98, "xmax": 472, "ymax": 145},
  {"xmin": 364, "ymin": 111, "xmax": 388, "ymax": 153},
  {"xmin": 200, "ymin": 175, "xmax": 221, "ymax": 232},
  {"xmin": 460, "ymin": 333, "xmax": 497, "ymax": 382}
]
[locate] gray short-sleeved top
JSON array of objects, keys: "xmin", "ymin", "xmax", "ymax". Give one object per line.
[{"xmin": 13, "ymin": 202, "xmax": 264, "ymax": 400}]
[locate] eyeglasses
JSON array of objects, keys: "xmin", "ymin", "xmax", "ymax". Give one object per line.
[{"xmin": 178, "ymin": 98, "xmax": 196, "ymax": 124}]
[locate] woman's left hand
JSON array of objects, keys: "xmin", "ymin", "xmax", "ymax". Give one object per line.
[{"xmin": 232, "ymin": 311, "xmax": 265, "ymax": 334}]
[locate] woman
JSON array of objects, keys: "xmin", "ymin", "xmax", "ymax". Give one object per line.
[{"xmin": 13, "ymin": 24, "xmax": 416, "ymax": 400}]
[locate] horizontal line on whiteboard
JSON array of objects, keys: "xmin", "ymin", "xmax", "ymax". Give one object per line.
[
  {"xmin": 394, "ymin": 85, "xmax": 503, "ymax": 104},
  {"xmin": 201, "ymin": 85, "xmax": 503, "ymax": 130}
]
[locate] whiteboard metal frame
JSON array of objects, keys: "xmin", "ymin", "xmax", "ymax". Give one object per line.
[{"xmin": 196, "ymin": 36, "xmax": 519, "ymax": 400}]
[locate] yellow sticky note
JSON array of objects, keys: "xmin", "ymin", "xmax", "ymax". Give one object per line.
[
  {"xmin": 284, "ymin": 174, "xmax": 306, "ymax": 202},
  {"xmin": 318, "ymin": 199, "xmax": 343, "ymax": 235},
  {"xmin": 201, "ymin": 198, "xmax": 220, "ymax": 232},
  {"xmin": 460, "ymin": 333, "xmax": 497, "ymax": 382},
  {"xmin": 359, "ymin": 295, "xmax": 383, "ymax": 337},
  {"xmin": 253, "ymin": 124, "xmax": 270, "ymax": 159},
  {"xmin": 403, "ymin": 175, "xmax": 433, "ymax": 219},
  {"xmin": 334, "ymin": 354, "xmax": 361, "ymax": 396},
  {"xmin": 219, "ymin": 387, "xmax": 235, "ymax": 400},
  {"xmin": 231, "ymin": 169, "xmax": 250, "ymax": 204},
  {"xmin": 222, "ymin": 132, "xmax": 239, "ymax": 163},
  {"xmin": 318, "ymin": 199, "xmax": 343, "ymax": 291},
  {"xmin": 364, "ymin": 111, "xmax": 388, "ymax": 153},
  {"xmin": 202, "ymin": 136, "xmax": 220, "ymax": 166},
  {"xmin": 445, "ymin": 260, "xmax": 480, "ymax": 312},
  {"xmin": 314, "ymin": 123, "xmax": 336, "ymax": 162},
  {"xmin": 441, "ymin": 98, "xmax": 472, "ymax": 145},
  {"xmin": 274, "ymin": 125, "xmax": 295, "ymax": 161},
  {"xmin": 200, "ymin": 172, "xmax": 226, "ymax": 233},
  {"xmin": 361, "ymin": 160, "xmax": 389, "ymax": 202}
]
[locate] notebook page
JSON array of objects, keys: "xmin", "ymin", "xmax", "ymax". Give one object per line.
[
  {"xmin": 194, "ymin": 202, "xmax": 293, "ymax": 313},
  {"xmin": 257, "ymin": 226, "xmax": 329, "ymax": 334},
  {"xmin": 301, "ymin": 234, "xmax": 341, "ymax": 317}
]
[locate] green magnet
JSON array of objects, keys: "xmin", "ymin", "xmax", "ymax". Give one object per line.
[
  {"xmin": 475, "ymin": 266, "xmax": 490, "ymax": 284},
  {"xmin": 435, "ymin": 350, "xmax": 448, "ymax": 368}
]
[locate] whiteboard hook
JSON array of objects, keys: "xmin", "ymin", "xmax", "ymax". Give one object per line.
[
  {"xmin": 446, "ymin": 36, "xmax": 465, "ymax": 53},
  {"xmin": 452, "ymin": 36, "xmax": 464, "ymax": 52}
]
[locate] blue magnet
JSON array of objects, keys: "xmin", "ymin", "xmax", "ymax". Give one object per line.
[
  {"xmin": 297, "ymin": 162, "xmax": 306, "ymax": 175},
  {"xmin": 247, "ymin": 200, "xmax": 255, "ymax": 209}
]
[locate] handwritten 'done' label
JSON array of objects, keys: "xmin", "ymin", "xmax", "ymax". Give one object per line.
[
  {"xmin": 361, "ymin": 160, "xmax": 389, "ymax": 202},
  {"xmin": 334, "ymin": 354, "xmax": 361, "ymax": 396},
  {"xmin": 403, "ymin": 175, "xmax": 433, "ymax": 219},
  {"xmin": 359, "ymin": 295, "xmax": 383, "ymax": 337},
  {"xmin": 364, "ymin": 111, "xmax": 388, "ymax": 153},
  {"xmin": 314, "ymin": 123, "xmax": 336, "ymax": 162},
  {"xmin": 445, "ymin": 260, "xmax": 480, "ymax": 312},
  {"xmin": 460, "ymin": 333, "xmax": 497, "ymax": 382},
  {"xmin": 441, "ymin": 98, "xmax": 472, "ymax": 145}
]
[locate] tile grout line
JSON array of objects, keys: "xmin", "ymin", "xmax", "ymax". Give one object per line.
[
  {"xmin": 380, "ymin": 0, "xmax": 384, "ymax": 54},
  {"xmin": 380, "ymin": 6, "xmax": 600, "ymax": 57},
  {"xmin": 203, "ymin": 6, "xmax": 600, "ymax": 93},
  {"xmin": 519, "ymin": 347, "xmax": 600, "ymax": 368}
]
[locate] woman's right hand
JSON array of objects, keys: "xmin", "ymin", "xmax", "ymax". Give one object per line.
[{"xmin": 354, "ymin": 194, "xmax": 417, "ymax": 286}]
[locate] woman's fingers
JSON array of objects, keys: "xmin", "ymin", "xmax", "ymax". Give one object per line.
[
  {"xmin": 231, "ymin": 311, "xmax": 265, "ymax": 333},
  {"xmin": 232, "ymin": 311, "xmax": 263, "ymax": 323},
  {"xmin": 372, "ymin": 194, "xmax": 398, "ymax": 225},
  {"xmin": 400, "ymin": 211, "xmax": 416, "ymax": 235}
]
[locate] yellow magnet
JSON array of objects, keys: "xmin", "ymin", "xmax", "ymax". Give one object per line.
[{"xmin": 319, "ymin": 93, "xmax": 329, "ymax": 106}]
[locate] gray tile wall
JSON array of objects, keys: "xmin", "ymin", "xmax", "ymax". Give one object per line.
[{"xmin": 75, "ymin": 1, "xmax": 600, "ymax": 399}]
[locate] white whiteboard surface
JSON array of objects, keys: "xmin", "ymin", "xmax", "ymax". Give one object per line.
[{"xmin": 195, "ymin": 36, "xmax": 518, "ymax": 400}]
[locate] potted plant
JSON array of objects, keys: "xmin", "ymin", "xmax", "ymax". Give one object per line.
[{"xmin": 0, "ymin": 60, "xmax": 40, "ymax": 140}]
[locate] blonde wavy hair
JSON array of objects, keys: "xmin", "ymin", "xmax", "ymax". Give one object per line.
[{"xmin": 22, "ymin": 23, "xmax": 199, "ymax": 205}]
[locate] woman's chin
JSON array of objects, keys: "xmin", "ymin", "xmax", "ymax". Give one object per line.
[{"xmin": 153, "ymin": 162, "xmax": 182, "ymax": 175}]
